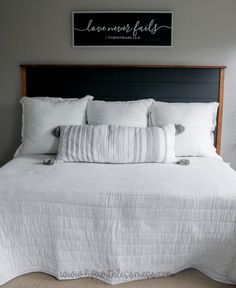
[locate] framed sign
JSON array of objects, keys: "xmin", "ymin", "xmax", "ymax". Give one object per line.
[{"xmin": 72, "ymin": 11, "xmax": 173, "ymax": 47}]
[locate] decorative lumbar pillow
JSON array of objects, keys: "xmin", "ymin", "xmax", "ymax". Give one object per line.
[
  {"xmin": 149, "ymin": 101, "xmax": 219, "ymax": 157},
  {"xmin": 54, "ymin": 124, "xmax": 183, "ymax": 164},
  {"xmin": 87, "ymin": 98, "xmax": 154, "ymax": 127},
  {"xmin": 15, "ymin": 96, "xmax": 93, "ymax": 155}
]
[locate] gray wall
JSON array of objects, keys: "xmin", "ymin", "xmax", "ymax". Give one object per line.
[{"xmin": 1, "ymin": 0, "xmax": 236, "ymax": 168}]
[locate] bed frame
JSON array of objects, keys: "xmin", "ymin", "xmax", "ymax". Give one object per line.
[{"xmin": 20, "ymin": 64, "xmax": 226, "ymax": 154}]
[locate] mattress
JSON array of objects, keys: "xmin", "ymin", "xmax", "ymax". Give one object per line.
[{"xmin": 0, "ymin": 155, "xmax": 236, "ymax": 285}]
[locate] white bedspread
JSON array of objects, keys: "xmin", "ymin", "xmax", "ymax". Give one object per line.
[{"xmin": 0, "ymin": 155, "xmax": 236, "ymax": 285}]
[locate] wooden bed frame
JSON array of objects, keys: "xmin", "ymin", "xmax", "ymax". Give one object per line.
[{"xmin": 20, "ymin": 64, "xmax": 226, "ymax": 154}]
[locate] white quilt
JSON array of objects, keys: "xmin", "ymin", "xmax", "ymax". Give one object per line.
[{"xmin": 0, "ymin": 155, "xmax": 236, "ymax": 285}]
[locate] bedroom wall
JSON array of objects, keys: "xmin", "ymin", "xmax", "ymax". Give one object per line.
[{"xmin": 1, "ymin": 0, "xmax": 236, "ymax": 168}]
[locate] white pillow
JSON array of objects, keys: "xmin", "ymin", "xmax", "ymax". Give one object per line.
[
  {"xmin": 87, "ymin": 98, "xmax": 154, "ymax": 127},
  {"xmin": 16, "ymin": 96, "xmax": 93, "ymax": 155},
  {"xmin": 149, "ymin": 101, "xmax": 219, "ymax": 157}
]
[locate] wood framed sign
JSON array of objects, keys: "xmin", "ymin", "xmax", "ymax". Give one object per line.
[{"xmin": 72, "ymin": 11, "xmax": 173, "ymax": 47}]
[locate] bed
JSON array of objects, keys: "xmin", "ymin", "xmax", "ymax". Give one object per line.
[{"xmin": 1, "ymin": 65, "xmax": 236, "ymax": 285}]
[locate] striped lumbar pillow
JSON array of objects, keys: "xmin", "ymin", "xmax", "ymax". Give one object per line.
[{"xmin": 55, "ymin": 124, "xmax": 181, "ymax": 164}]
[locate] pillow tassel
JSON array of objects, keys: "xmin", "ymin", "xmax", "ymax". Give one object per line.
[
  {"xmin": 43, "ymin": 159, "xmax": 55, "ymax": 165},
  {"xmin": 176, "ymin": 159, "xmax": 190, "ymax": 166}
]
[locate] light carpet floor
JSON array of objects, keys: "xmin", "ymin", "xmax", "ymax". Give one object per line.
[{"xmin": 1, "ymin": 270, "xmax": 235, "ymax": 288}]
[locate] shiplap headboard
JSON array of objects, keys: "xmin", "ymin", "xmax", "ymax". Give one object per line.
[{"xmin": 21, "ymin": 64, "xmax": 226, "ymax": 154}]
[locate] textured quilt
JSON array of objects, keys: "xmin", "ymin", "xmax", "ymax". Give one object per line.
[{"xmin": 0, "ymin": 155, "xmax": 236, "ymax": 285}]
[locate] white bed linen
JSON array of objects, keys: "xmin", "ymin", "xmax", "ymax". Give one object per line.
[{"xmin": 0, "ymin": 155, "xmax": 236, "ymax": 285}]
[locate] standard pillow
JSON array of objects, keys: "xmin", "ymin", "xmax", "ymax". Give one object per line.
[
  {"xmin": 16, "ymin": 96, "xmax": 93, "ymax": 155},
  {"xmin": 56, "ymin": 124, "xmax": 178, "ymax": 164},
  {"xmin": 149, "ymin": 101, "xmax": 219, "ymax": 157},
  {"xmin": 87, "ymin": 98, "xmax": 154, "ymax": 127}
]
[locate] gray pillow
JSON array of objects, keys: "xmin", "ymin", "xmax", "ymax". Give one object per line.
[{"xmin": 54, "ymin": 124, "xmax": 184, "ymax": 164}]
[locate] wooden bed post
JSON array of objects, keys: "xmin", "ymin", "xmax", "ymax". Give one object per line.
[
  {"xmin": 21, "ymin": 65, "xmax": 27, "ymax": 97},
  {"xmin": 216, "ymin": 68, "xmax": 225, "ymax": 155}
]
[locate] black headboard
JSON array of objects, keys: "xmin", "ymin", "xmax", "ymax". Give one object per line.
[{"xmin": 21, "ymin": 64, "xmax": 225, "ymax": 154}]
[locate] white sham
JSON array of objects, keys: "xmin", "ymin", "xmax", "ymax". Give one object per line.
[
  {"xmin": 87, "ymin": 98, "xmax": 154, "ymax": 127},
  {"xmin": 149, "ymin": 101, "xmax": 219, "ymax": 157},
  {"xmin": 16, "ymin": 96, "xmax": 93, "ymax": 155}
]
